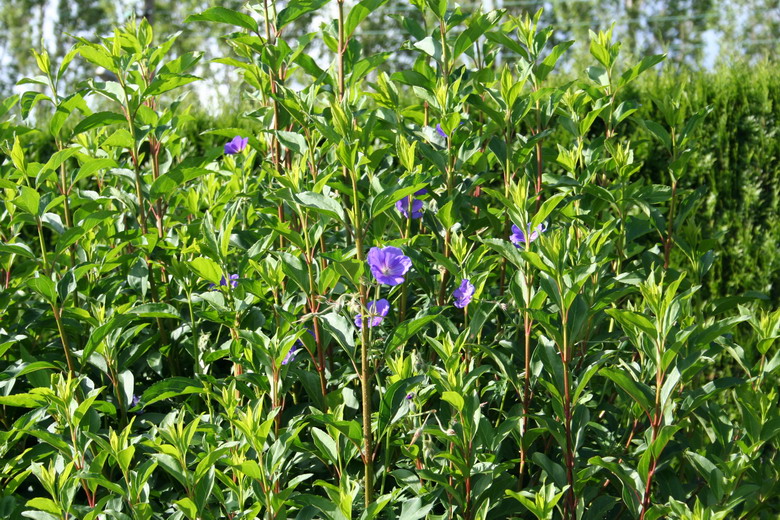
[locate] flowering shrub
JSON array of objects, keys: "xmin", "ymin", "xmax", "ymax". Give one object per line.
[{"xmin": 0, "ymin": 3, "xmax": 778, "ymax": 520}]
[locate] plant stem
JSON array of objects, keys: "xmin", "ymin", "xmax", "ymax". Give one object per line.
[
  {"xmin": 36, "ymin": 218, "xmax": 49, "ymax": 273},
  {"xmin": 346, "ymin": 151, "xmax": 374, "ymax": 506},
  {"xmin": 560, "ymin": 307, "xmax": 576, "ymax": 519},
  {"xmin": 534, "ymin": 98, "xmax": 544, "ymax": 211},
  {"xmin": 303, "ymin": 212, "xmax": 328, "ymax": 402},
  {"xmin": 337, "ymin": 0, "xmax": 346, "ymax": 101},
  {"xmin": 520, "ymin": 305, "xmax": 533, "ymax": 484},
  {"xmin": 663, "ymin": 179, "xmax": 678, "ymax": 270},
  {"xmin": 639, "ymin": 342, "xmax": 665, "ymax": 520},
  {"xmin": 52, "ymin": 304, "xmax": 75, "ymax": 376}
]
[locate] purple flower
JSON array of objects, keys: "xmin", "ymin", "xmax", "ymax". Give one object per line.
[
  {"xmin": 436, "ymin": 124, "xmax": 448, "ymax": 138},
  {"xmin": 221, "ymin": 274, "xmax": 239, "ymax": 288},
  {"xmin": 224, "ymin": 135, "xmax": 248, "ymax": 155},
  {"xmin": 453, "ymin": 279, "xmax": 475, "ymax": 309},
  {"xmin": 355, "ymin": 299, "xmax": 390, "ymax": 328},
  {"xmin": 396, "ymin": 189, "xmax": 428, "ymax": 219},
  {"xmin": 405, "ymin": 392, "xmax": 415, "ymax": 399},
  {"xmin": 283, "ymin": 328, "xmax": 313, "ymax": 366},
  {"xmin": 209, "ymin": 273, "xmax": 239, "ymax": 290},
  {"xmin": 510, "ymin": 222, "xmax": 548, "ymax": 247},
  {"xmin": 367, "ymin": 246, "xmax": 412, "ymax": 286},
  {"xmin": 282, "ymin": 344, "xmax": 298, "ymax": 365},
  {"xmin": 130, "ymin": 395, "xmax": 144, "ymax": 414}
]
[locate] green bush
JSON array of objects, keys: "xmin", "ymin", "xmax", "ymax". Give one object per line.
[
  {"xmin": 629, "ymin": 62, "xmax": 780, "ymax": 305},
  {"xmin": 0, "ymin": 5, "xmax": 778, "ymax": 520}
]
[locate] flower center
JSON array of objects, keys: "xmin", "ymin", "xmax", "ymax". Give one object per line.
[{"xmin": 381, "ymin": 266, "xmax": 391, "ymax": 275}]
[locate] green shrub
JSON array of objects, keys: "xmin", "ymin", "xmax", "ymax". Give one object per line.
[
  {"xmin": 0, "ymin": 5, "xmax": 777, "ymax": 520},
  {"xmin": 629, "ymin": 62, "xmax": 780, "ymax": 305}
]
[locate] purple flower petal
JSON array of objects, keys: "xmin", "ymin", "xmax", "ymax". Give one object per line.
[
  {"xmin": 436, "ymin": 124, "xmax": 448, "ymax": 138},
  {"xmin": 453, "ymin": 279, "xmax": 475, "ymax": 308},
  {"xmin": 511, "ymin": 222, "xmax": 547, "ymax": 247},
  {"xmin": 355, "ymin": 298, "xmax": 391, "ymax": 328},
  {"xmin": 367, "ymin": 246, "xmax": 412, "ymax": 286},
  {"xmin": 396, "ymin": 196, "xmax": 424, "ymax": 219},
  {"xmin": 224, "ymin": 135, "xmax": 248, "ymax": 155},
  {"xmin": 282, "ymin": 344, "xmax": 298, "ymax": 365},
  {"xmin": 218, "ymin": 273, "xmax": 239, "ymax": 289}
]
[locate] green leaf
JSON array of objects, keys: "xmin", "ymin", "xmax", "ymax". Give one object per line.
[
  {"xmin": 384, "ymin": 315, "xmax": 437, "ymax": 354},
  {"xmin": 238, "ymin": 460, "xmax": 262, "ymax": 480},
  {"xmin": 159, "ymin": 52, "xmax": 203, "ymax": 75},
  {"xmin": 345, "ymin": 0, "xmax": 389, "ymax": 39},
  {"xmin": 0, "ymin": 242, "xmax": 36, "ymax": 259},
  {"xmin": 279, "ymin": 252, "xmax": 310, "ymax": 293},
  {"xmin": 0, "ymin": 361, "xmax": 58, "ymax": 382},
  {"xmin": 56, "ymin": 270, "xmax": 78, "ymax": 304},
  {"xmin": 532, "ymin": 193, "xmax": 566, "ymax": 230},
  {"xmin": 320, "ymin": 312, "xmax": 355, "ymax": 351},
  {"xmin": 74, "ymin": 158, "xmax": 117, "ymax": 182},
  {"xmin": 118, "ymin": 370, "xmax": 134, "ymax": 412},
  {"xmin": 25, "ymin": 498, "xmax": 61, "ymax": 516},
  {"xmin": 505, "ymin": 490, "xmax": 543, "ymax": 519},
  {"xmin": 685, "ymin": 451, "xmax": 724, "ymax": 502},
  {"xmin": 441, "ymin": 391, "xmax": 464, "ymax": 412},
  {"xmin": 129, "ymin": 303, "xmax": 181, "ymax": 319},
  {"xmin": 189, "ymin": 257, "xmax": 223, "ymax": 285},
  {"xmin": 145, "ymin": 74, "xmax": 200, "ymax": 97},
  {"xmin": 370, "ymin": 183, "xmax": 427, "ymax": 220},
  {"xmin": 680, "ymin": 377, "xmax": 743, "ymax": 416},
  {"xmin": 480, "ymin": 238, "xmax": 526, "ymax": 270},
  {"xmin": 589, "ymin": 456, "xmax": 642, "ymax": 515},
  {"xmin": 619, "ymin": 54, "xmax": 666, "ymax": 88},
  {"xmin": 414, "ymin": 37, "xmax": 442, "ymax": 62},
  {"xmin": 311, "ymin": 427, "xmax": 339, "ymax": 464},
  {"xmin": 27, "ymin": 277, "xmax": 57, "ymax": 304},
  {"xmin": 641, "ymin": 120, "xmax": 672, "ymax": 151},
  {"xmin": 10, "ymin": 136, "xmax": 27, "ymax": 173},
  {"xmin": 398, "ymin": 497, "xmax": 435, "ymax": 520},
  {"xmin": 294, "ymin": 191, "xmax": 344, "ymax": 222},
  {"xmin": 81, "ymin": 314, "xmax": 133, "ymax": 361},
  {"xmin": 437, "ymin": 199, "xmax": 456, "ymax": 230},
  {"xmin": 536, "ymin": 40, "xmax": 574, "ymax": 81},
  {"xmin": 605, "ymin": 308, "xmax": 657, "ymax": 338},
  {"xmin": 277, "ymin": 0, "xmax": 331, "ymax": 29},
  {"xmin": 0, "ymin": 94, "xmax": 19, "ymax": 119},
  {"xmin": 185, "ymin": 7, "xmax": 259, "ymax": 33},
  {"xmin": 150, "ymin": 167, "xmax": 210, "ymax": 200},
  {"xmin": 41, "ymin": 148, "xmax": 80, "ymax": 176},
  {"xmin": 390, "ymin": 70, "xmax": 433, "ymax": 90},
  {"xmin": 141, "ymin": 377, "xmax": 204, "ymax": 407},
  {"xmin": 0, "ymin": 393, "xmax": 46, "ymax": 407},
  {"xmin": 690, "ymin": 316, "xmax": 750, "ymax": 347},
  {"xmin": 100, "ymin": 128, "xmax": 135, "ymax": 149},
  {"xmin": 276, "ymin": 131, "xmax": 308, "ymax": 155},
  {"xmin": 14, "ymin": 186, "xmax": 41, "ymax": 216},
  {"xmin": 425, "ymin": 0, "xmax": 447, "ymax": 18},
  {"xmin": 72, "ymin": 111, "xmax": 126, "ymax": 135},
  {"xmin": 600, "ymin": 367, "xmax": 655, "ymax": 418},
  {"xmin": 20, "ymin": 92, "xmax": 51, "ymax": 120},
  {"xmin": 175, "ymin": 497, "xmax": 198, "ymax": 520},
  {"xmin": 73, "ymin": 388, "xmax": 102, "ymax": 428},
  {"xmin": 78, "ymin": 44, "xmax": 114, "ymax": 71},
  {"xmin": 452, "ymin": 11, "xmax": 503, "ymax": 62}
]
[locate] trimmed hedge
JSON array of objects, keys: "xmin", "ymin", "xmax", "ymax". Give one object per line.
[{"xmin": 629, "ymin": 62, "xmax": 780, "ymax": 305}]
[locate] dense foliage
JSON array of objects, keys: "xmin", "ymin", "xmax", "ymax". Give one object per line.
[
  {"xmin": 0, "ymin": 2, "xmax": 778, "ymax": 520},
  {"xmin": 629, "ymin": 63, "xmax": 780, "ymax": 305}
]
